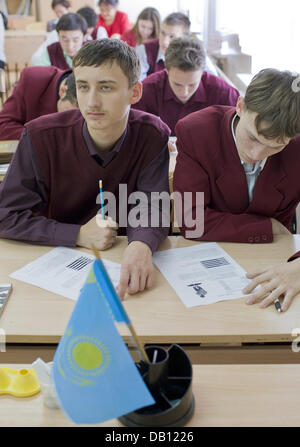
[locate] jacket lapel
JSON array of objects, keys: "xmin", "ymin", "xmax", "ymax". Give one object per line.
[{"xmin": 247, "ymin": 155, "xmax": 286, "ymax": 214}]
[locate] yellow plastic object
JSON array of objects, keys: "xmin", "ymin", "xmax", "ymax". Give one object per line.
[{"xmin": 0, "ymin": 367, "xmax": 40, "ymax": 397}]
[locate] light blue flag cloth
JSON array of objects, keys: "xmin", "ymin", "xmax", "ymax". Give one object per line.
[
  {"xmin": 93, "ymin": 259, "xmax": 130, "ymax": 324},
  {"xmin": 53, "ymin": 266, "xmax": 154, "ymax": 424}
]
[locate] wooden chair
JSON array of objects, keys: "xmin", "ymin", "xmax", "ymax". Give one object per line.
[{"xmin": 0, "ymin": 62, "xmax": 27, "ymax": 107}]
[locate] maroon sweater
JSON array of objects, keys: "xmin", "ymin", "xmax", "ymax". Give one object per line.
[
  {"xmin": 0, "ymin": 66, "xmax": 71, "ymax": 140},
  {"xmin": 0, "ymin": 109, "xmax": 170, "ymax": 251},
  {"xmin": 47, "ymin": 42, "xmax": 70, "ymax": 70},
  {"xmin": 144, "ymin": 38, "xmax": 165, "ymax": 76},
  {"xmin": 133, "ymin": 69, "xmax": 240, "ymax": 134}
]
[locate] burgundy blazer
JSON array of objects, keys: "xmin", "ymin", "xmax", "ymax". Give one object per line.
[
  {"xmin": 0, "ymin": 66, "xmax": 71, "ymax": 140},
  {"xmin": 173, "ymin": 106, "xmax": 300, "ymax": 243},
  {"xmin": 144, "ymin": 38, "xmax": 165, "ymax": 76},
  {"xmin": 288, "ymin": 251, "xmax": 300, "ymax": 261},
  {"xmin": 47, "ymin": 42, "xmax": 70, "ymax": 70}
]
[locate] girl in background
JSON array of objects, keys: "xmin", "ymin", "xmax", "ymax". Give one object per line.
[
  {"xmin": 95, "ymin": 0, "xmax": 130, "ymax": 39},
  {"xmin": 121, "ymin": 7, "xmax": 160, "ymax": 48}
]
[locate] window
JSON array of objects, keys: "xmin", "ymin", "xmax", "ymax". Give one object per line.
[{"xmin": 216, "ymin": 0, "xmax": 300, "ymax": 74}]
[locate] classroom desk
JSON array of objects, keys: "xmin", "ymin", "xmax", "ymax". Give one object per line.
[
  {"xmin": 1, "ymin": 235, "xmax": 300, "ymax": 364},
  {"xmin": 1, "ymin": 363, "xmax": 300, "ymax": 427}
]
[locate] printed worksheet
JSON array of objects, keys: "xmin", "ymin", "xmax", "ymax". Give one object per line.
[
  {"xmin": 10, "ymin": 247, "xmax": 121, "ymax": 301},
  {"xmin": 153, "ymin": 242, "xmax": 251, "ymax": 307}
]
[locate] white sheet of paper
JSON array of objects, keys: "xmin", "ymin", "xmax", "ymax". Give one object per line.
[
  {"xmin": 153, "ymin": 242, "xmax": 251, "ymax": 307},
  {"xmin": 9, "ymin": 247, "xmax": 121, "ymax": 301}
]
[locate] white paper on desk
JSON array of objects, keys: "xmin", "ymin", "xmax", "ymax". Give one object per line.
[
  {"xmin": 153, "ymin": 242, "xmax": 250, "ymax": 307},
  {"xmin": 9, "ymin": 247, "xmax": 121, "ymax": 301}
]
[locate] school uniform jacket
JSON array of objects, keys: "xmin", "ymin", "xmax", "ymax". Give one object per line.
[
  {"xmin": 173, "ymin": 105, "xmax": 300, "ymax": 243},
  {"xmin": 0, "ymin": 66, "xmax": 71, "ymax": 140}
]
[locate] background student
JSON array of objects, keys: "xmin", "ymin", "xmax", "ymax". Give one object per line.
[
  {"xmin": 77, "ymin": 6, "xmax": 107, "ymax": 40},
  {"xmin": 0, "ymin": 66, "xmax": 77, "ymax": 140},
  {"xmin": 93, "ymin": 0, "xmax": 130, "ymax": 39},
  {"xmin": 47, "ymin": 0, "xmax": 71, "ymax": 32},
  {"xmin": 31, "ymin": 5, "xmax": 107, "ymax": 65},
  {"xmin": 136, "ymin": 12, "xmax": 191, "ymax": 81},
  {"xmin": 173, "ymin": 69, "xmax": 300, "ymax": 244},
  {"xmin": 121, "ymin": 7, "xmax": 160, "ymax": 48},
  {"xmin": 0, "ymin": 39, "xmax": 170, "ymax": 299},
  {"xmin": 133, "ymin": 36, "xmax": 239, "ymax": 135},
  {"xmin": 31, "ymin": 12, "xmax": 87, "ymax": 69}
]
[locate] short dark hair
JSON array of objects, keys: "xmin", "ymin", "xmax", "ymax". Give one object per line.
[
  {"xmin": 73, "ymin": 39, "xmax": 141, "ymax": 87},
  {"xmin": 61, "ymin": 72, "xmax": 77, "ymax": 105},
  {"xmin": 98, "ymin": 0, "xmax": 119, "ymax": 6},
  {"xmin": 77, "ymin": 6, "xmax": 97, "ymax": 28},
  {"xmin": 165, "ymin": 37, "xmax": 206, "ymax": 71},
  {"xmin": 164, "ymin": 12, "xmax": 191, "ymax": 33},
  {"xmin": 244, "ymin": 68, "xmax": 300, "ymax": 141},
  {"xmin": 56, "ymin": 12, "xmax": 88, "ymax": 34},
  {"xmin": 51, "ymin": 0, "xmax": 71, "ymax": 9}
]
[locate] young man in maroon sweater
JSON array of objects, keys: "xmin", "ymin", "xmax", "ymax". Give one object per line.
[
  {"xmin": 0, "ymin": 66, "xmax": 77, "ymax": 140},
  {"xmin": 173, "ymin": 68, "xmax": 300, "ymax": 311},
  {"xmin": 133, "ymin": 36, "xmax": 239, "ymax": 135},
  {"xmin": 0, "ymin": 39, "xmax": 170, "ymax": 299},
  {"xmin": 31, "ymin": 13, "xmax": 87, "ymax": 69}
]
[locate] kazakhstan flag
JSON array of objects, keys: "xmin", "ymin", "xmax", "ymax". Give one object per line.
[{"xmin": 53, "ymin": 267, "xmax": 154, "ymax": 424}]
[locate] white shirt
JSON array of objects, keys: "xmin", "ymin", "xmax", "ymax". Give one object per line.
[
  {"xmin": 231, "ymin": 113, "xmax": 266, "ymax": 201},
  {"xmin": 136, "ymin": 43, "xmax": 165, "ymax": 81}
]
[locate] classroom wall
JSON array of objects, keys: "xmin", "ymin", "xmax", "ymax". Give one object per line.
[
  {"xmin": 117, "ymin": 0, "xmax": 178, "ymax": 24},
  {"xmin": 37, "ymin": 0, "xmax": 97, "ymax": 22}
]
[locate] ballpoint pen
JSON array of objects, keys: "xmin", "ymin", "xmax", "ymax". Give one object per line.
[
  {"xmin": 99, "ymin": 180, "xmax": 105, "ymax": 220},
  {"xmin": 274, "ymin": 298, "xmax": 281, "ymax": 313}
]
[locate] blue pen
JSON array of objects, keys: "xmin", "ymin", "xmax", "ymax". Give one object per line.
[{"xmin": 99, "ymin": 180, "xmax": 105, "ymax": 220}]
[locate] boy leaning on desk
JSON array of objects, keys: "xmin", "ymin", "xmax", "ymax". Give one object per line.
[{"xmin": 173, "ymin": 68, "xmax": 300, "ymax": 312}]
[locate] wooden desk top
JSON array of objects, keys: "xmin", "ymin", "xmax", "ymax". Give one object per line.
[
  {"xmin": 1, "ymin": 235, "xmax": 300, "ymax": 345},
  {"xmin": 1, "ymin": 363, "xmax": 300, "ymax": 427}
]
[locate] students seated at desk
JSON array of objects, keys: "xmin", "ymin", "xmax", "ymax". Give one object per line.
[
  {"xmin": 31, "ymin": 13, "xmax": 87, "ymax": 69},
  {"xmin": 0, "ymin": 67, "xmax": 77, "ymax": 140},
  {"xmin": 173, "ymin": 68, "xmax": 300, "ymax": 243},
  {"xmin": 133, "ymin": 37, "xmax": 239, "ymax": 135},
  {"xmin": 47, "ymin": 0, "xmax": 71, "ymax": 32},
  {"xmin": 136, "ymin": 12, "xmax": 190, "ymax": 81},
  {"xmin": 0, "ymin": 40, "xmax": 170, "ymax": 299},
  {"xmin": 93, "ymin": 0, "xmax": 130, "ymax": 39},
  {"xmin": 121, "ymin": 7, "xmax": 161, "ymax": 48}
]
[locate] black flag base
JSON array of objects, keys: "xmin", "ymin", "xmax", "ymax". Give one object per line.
[{"xmin": 119, "ymin": 344, "xmax": 195, "ymax": 427}]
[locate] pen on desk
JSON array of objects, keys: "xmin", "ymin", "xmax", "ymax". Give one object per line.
[
  {"xmin": 99, "ymin": 180, "xmax": 105, "ymax": 220},
  {"xmin": 274, "ymin": 298, "xmax": 281, "ymax": 313}
]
